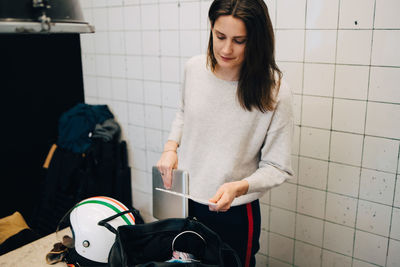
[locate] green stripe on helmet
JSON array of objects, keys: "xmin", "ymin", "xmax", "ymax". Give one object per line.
[{"xmin": 75, "ymin": 200, "xmax": 132, "ymax": 225}]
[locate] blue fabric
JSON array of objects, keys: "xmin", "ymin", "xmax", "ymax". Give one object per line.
[{"xmin": 57, "ymin": 103, "xmax": 114, "ymax": 153}]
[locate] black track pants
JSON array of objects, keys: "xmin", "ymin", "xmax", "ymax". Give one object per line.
[{"xmin": 189, "ymin": 199, "xmax": 261, "ymax": 267}]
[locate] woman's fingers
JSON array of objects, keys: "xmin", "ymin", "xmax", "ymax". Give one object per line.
[
  {"xmin": 208, "ymin": 182, "xmax": 240, "ymax": 212},
  {"xmin": 163, "ymin": 173, "xmax": 172, "ymax": 189},
  {"xmin": 157, "ymin": 151, "xmax": 178, "ymax": 189},
  {"xmin": 159, "ymin": 165, "xmax": 172, "ymax": 189}
]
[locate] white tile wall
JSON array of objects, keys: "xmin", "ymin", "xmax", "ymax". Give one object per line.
[
  {"xmin": 179, "ymin": 2, "xmax": 200, "ymax": 30},
  {"xmin": 269, "ymin": 232, "xmax": 294, "ymax": 264},
  {"xmin": 160, "ymin": 31, "xmax": 179, "ymax": 56},
  {"xmin": 126, "ymin": 56, "xmax": 143, "ymax": 79},
  {"xmin": 111, "ymin": 78, "xmax": 127, "ymax": 100},
  {"xmin": 352, "ymin": 259, "xmax": 379, "ymax": 267},
  {"xmin": 270, "ymin": 182, "xmax": 297, "ymax": 211},
  {"xmin": 128, "ymin": 125, "xmax": 145, "ymax": 150},
  {"xmin": 323, "ymin": 221, "xmax": 354, "ymax": 256},
  {"xmin": 260, "ymin": 202, "xmax": 270, "ymax": 230},
  {"xmin": 328, "ymin": 163, "xmax": 360, "ymax": 197},
  {"xmin": 144, "ymin": 81, "xmax": 161, "ymax": 106},
  {"xmin": 292, "ymin": 126, "xmax": 300, "ymax": 155},
  {"xmin": 297, "ymin": 186, "xmax": 326, "ymax": 219},
  {"xmin": 330, "ymin": 131, "xmax": 363, "ymax": 166},
  {"xmin": 303, "ymin": 63, "xmax": 335, "ymax": 97},
  {"xmin": 359, "ymin": 168, "xmax": 396, "ymax": 205},
  {"xmin": 143, "ymin": 56, "xmax": 160, "ymax": 80},
  {"xmin": 332, "ymin": 98, "xmax": 366, "ymax": 134},
  {"xmin": 362, "ymin": 136, "xmax": 399, "ymax": 173},
  {"xmin": 322, "ymin": 250, "xmax": 352, "ymax": 267},
  {"xmin": 128, "ymin": 103, "xmax": 144, "ymax": 126},
  {"xmin": 141, "ymin": 4, "xmax": 159, "ymax": 30},
  {"xmin": 395, "ymin": 178, "xmax": 400, "ymax": 208},
  {"xmin": 275, "ymin": 30, "xmax": 304, "ymax": 62},
  {"xmin": 108, "ymin": 7, "xmax": 124, "ymax": 31},
  {"xmin": 276, "ymin": 0, "xmax": 306, "ymax": 29},
  {"xmin": 269, "ymin": 257, "xmax": 292, "ymax": 267},
  {"xmin": 336, "ymin": 30, "xmax": 372, "ymax": 65},
  {"xmin": 127, "ymin": 79, "xmax": 143, "ymax": 103},
  {"xmin": 325, "ymin": 192, "xmax": 357, "ymax": 227},
  {"xmin": 369, "ymin": 66, "xmax": 400, "ymax": 103},
  {"xmin": 390, "ymin": 207, "xmax": 400, "ymax": 240},
  {"xmin": 162, "ymin": 107, "xmax": 177, "ymax": 131},
  {"xmin": 365, "ymin": 102, "xmax": 400, "ymax": 139},
  {"xmin": 374, "ymin": 0, "xmax": 400, "ymax": 29},
  {"xmin": 123, "ymin": 6, "xmax": 140, "ymax": 30},
  {"xmin": 295, "ymin": 213, "xmax": 324, "ymax": 246},
  {"xmin": 97, "ymin": 77, "xmax": 112, "ymax": 99},
  {"xmin": 94, "ymin": 31, "xmax": 109, "ymax": 53},
  {"xmin": 298, "ymin": 157, "xmax": 328, "ymax": 190},
  {"xmin": 334, "ymin": 65, "xmax": 369, "ymax": 100},
  {"xmin": 339, "ymin": 0, "xmax": 375, "ymax": 29},
  {"xmin": 161, "ymin": 82, "xmax": 179, "ymax": 108},
  {"xmin": 279, "ymin": 62, "xmax": 303, "ymax": 94},
  {"xmin": 292, "ymin": 95, "xmax": 301, "ymax": 125},
  {"xmin": 354, "ymin": 230, "xmax": 388, "ymax": 266},
  {"xmin": 258, "ymin": 230, "xmax": 268, "ymax": 255},
  {"xmin": 301, "ymin": 96, "xmax": 332, "ymax": 129},
  {"xmin": 125, "ymin": 32, "xmax": 142, "ymax": 55},
  {"xmin": 159, "ymin": 3, "xmax": 179, "ymax": 30},
  {"xmin": 294, "ymin": 241, "xmax": 322, "ymax": 267},
  {"xmin": 305, "ymin": 30, "xmax": 337, "ymax": 63},
  {"xmin": 95, "ymin": 54, "xmax": 110, "ymax": 76},
  {"xmin": 270, "ymin": 207, "xmax": 296, "ymax": 238},
  {"xmin": 387, "ymin": 239, "xmax": 400, "ymax": 267},
  {"xmin": 79, "ymin": 0, "xmax": 400, "ymax": 266},
  {"xmin": 109, "ymin": 31, "xmax": 125, "ymax": 54},
  {"xmin": 306, "ymin": 0, "xmax": 339, "ymax": 29},
  {"xmin": 300, "ymin": 127, "xmax": 330, "ymax": 160},
  {"xmin": 371, "ymin": 30, "xmax": 400, "ymax": 66},
  {"xmin": 180, "ymin": 31, "xmax": 201, "ymax": 57},
  {"xmin": 356, "ymin": 199, "xmax": 392, "ymax": 236},
  {"xmin": 84, "ymin": 76, "xmax": 97, "ymax": 98}
]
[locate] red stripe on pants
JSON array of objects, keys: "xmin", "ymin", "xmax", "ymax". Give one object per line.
[{"xmin": 245, "ymin": 203, "xmax": 254, "ymax": 267}]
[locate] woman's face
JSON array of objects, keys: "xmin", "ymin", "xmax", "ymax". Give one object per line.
[{"xmin": 212, "ymin": 15, "xmax": 247, "ymax": 76}]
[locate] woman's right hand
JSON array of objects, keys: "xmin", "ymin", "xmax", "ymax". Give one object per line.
[{"xmin": 156, "ymin": 140, "xmax": 179, "ymax": 189}]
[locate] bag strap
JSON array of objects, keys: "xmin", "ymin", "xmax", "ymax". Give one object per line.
[
  {"xmin": 98, "ymin": 210, "xmax": 135, "ymax": 234},
  {"xmin": 220, "ymin": 245, "xmax": 242, "ymax": 267},
  {"xmin": 171, "ymin": 230, "xmax": 206, "ymax": 251}
]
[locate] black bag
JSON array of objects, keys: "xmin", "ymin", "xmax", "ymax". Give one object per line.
[{"xmin": 108, "ymin": 217, "xmax": 242, "ymax": 267}]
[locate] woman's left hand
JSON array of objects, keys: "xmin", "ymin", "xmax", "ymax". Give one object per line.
[{"xmin": 209, "ymin": 180, "xmax": 249, "ymax": 212}]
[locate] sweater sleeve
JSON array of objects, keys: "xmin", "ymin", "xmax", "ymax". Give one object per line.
[
  {"xmin": 167, "ymin": 67, "xmax": 186, "ymax": 145},
  {"xmin": 244, "ymin": 82, "xmax": 295, "ymax": 194}
]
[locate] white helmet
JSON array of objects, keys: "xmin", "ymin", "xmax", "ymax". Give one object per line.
[{"xmin": 69, "ymin": 196, "xmax": 136, "ymax": 263}]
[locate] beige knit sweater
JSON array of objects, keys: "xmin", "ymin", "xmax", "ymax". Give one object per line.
[{"xmin": 168, "ymin": 55, "xmax": 294, "ymax": 206}]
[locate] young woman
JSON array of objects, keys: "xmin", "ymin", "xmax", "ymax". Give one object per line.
[{"xmin": 157, "ymin": 0, "xmax": 294, "ymax": 266}]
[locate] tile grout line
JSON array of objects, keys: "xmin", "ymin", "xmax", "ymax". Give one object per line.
[
  {"xmin": 320, "ymin": 0, "xmax": 342, "ymax": 264},
  {"xmin": 291, "ymin": 181, "xmax": 398, "ymax": 210},
  {"xmin": 157, "ymin": 0, "xmax": 165, "ymax": 147},
  {"xmin": 267, "ymin": 201, "xmax": 400, "ymax": 242},
  {"xmin": 137, "ymin": 0, "xmax": 150, "ymax": 175},
  {"xmin": 289, "ymin": 0, "xmax": 309, "ymax": 265},
  {"xmin": 275, "ymin": 60, "xmax": 400, "ymax": 68},
  {"xmin": 275, "ymin": 27, "xmax": 400, "ymax": 31},
  {"xmin": 351, "ymin": 0, "xmax": 377, "ymax": 266},
  {"xmin": 386, "ymin": 143, "xmax": 400, "ymax": 267},
  {"xmin": 293, "ymin": 146, "xmax": 399, "ymax": 168},
  {"xmin": 267, "ymin": 1, "xmax": 279, "ymax": 265},
  {"xmin": 121, "ymin": 0, "xmax": 129, "ymax": 140}
]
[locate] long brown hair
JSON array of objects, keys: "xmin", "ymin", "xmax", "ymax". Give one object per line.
[{"xmin": 207, "ymin": 0, "xmax": 281, "ymax": 112}]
